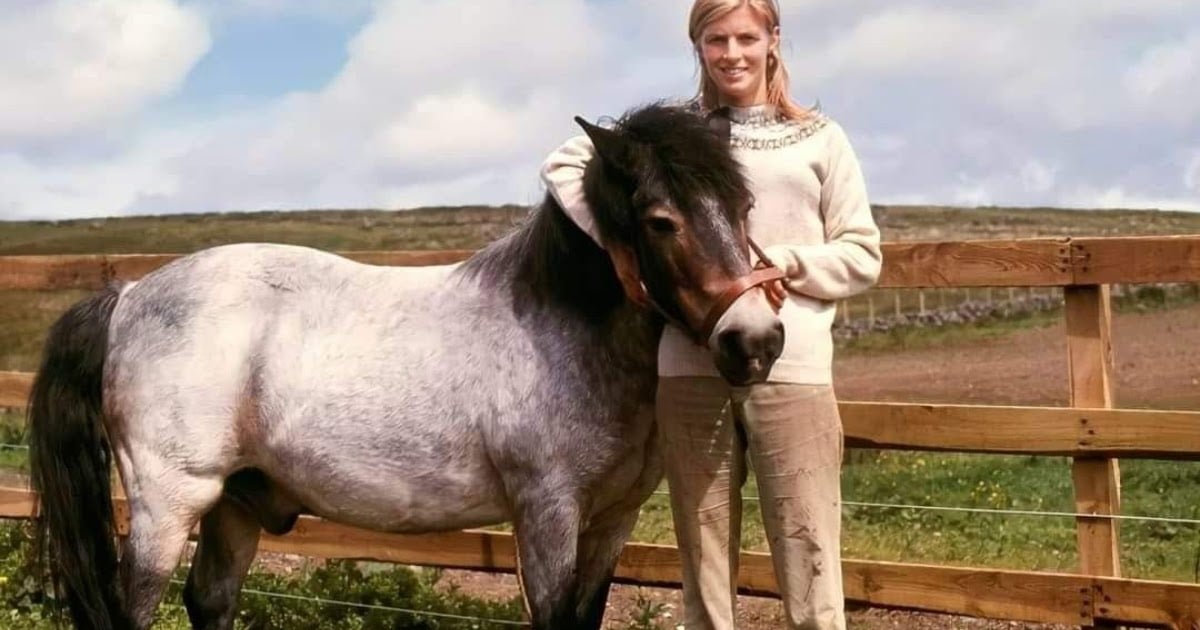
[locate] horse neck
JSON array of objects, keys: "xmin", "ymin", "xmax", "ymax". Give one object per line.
[
  {"xmin": 462, "ymin": 199, "xmax": 612, "ymax": 310},
  {"xmin": 459, "ymin": 199, "xmax": 659, "ymax": 351}
]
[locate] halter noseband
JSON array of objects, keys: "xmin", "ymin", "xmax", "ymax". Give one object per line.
[{"xmin": 637, "ymin": 236, "xmax": 785, "ymax": 345}]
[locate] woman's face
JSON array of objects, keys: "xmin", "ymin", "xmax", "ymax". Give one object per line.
[{"xmin": 698, "ymin": 5, "xmax": 778, "ymax": 107}]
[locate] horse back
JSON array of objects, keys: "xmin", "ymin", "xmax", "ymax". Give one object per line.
[{"xmin": 101, "ymin": 243, "xmax": 457, "ymax": 468}]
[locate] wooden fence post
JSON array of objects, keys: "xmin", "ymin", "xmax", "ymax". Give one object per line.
[{"xmin": 1065, "ymin": 283, "xmax": 1121, "ymax": 629}]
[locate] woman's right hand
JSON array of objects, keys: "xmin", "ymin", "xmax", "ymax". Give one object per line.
[
  {"xmin": 755, "ymin": 259, "xmax": 787, "ymax": 313},
  {"xmin": 608, "ymin": 242, "xmax": 650, "ymax": 309}
]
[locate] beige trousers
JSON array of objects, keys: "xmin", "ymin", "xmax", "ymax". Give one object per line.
[{"xmin": 657, "ymin": 377, "xmax": 845, "ymax": 630}]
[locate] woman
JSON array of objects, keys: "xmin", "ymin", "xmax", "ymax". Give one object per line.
[{"xmin": 541, "ymin": 1, "xmax": 881, "ymax": 628}]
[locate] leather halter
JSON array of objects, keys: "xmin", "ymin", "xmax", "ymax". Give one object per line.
[
  {"xmin": 640, "ymin": 236, "xmax": 785, "ymax": 345},
  {"xmin": 697, "ymin": 238, "xmax": 785, "ymax": 342}
]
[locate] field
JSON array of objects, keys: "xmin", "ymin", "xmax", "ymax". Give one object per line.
[{"xmin": 1, "ymin": 204, "xmax": 1198, "ymax": 628}]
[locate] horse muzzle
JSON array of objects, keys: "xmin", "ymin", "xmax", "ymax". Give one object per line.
[{"xmin": 712, "ymin": 315, "xmax": 784, "ymax": 385}]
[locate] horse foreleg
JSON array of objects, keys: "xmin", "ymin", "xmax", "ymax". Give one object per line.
[
  {"xmin": 575, "ymin": 507, "xmax": 641, "ymax": 630},
  {"xmin": 513, "ymin": 493, "xmax": 583, "ymax": 629},
  {"xmin": 183, "ymin": 496, "xmax": 262, "ymax": 630}
]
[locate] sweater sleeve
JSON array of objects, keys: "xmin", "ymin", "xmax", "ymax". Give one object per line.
[
  {"xmin": 540, "ymin": 134, "xmax": 605, "ymax": 247},
  {"xmin": 762, "ymin": 121, "xmax": 882, "ymax": 300}
]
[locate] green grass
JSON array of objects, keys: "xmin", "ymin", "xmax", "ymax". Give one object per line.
[
  {"xmin": 5, "ymin": 205, "xmax": 1200, "ymax": 256},
  {"xmin": 627, "ymin": 452, "xmax": 1200, "ymax": 583},
  {"xmin": 0, "ymin": 521, "xmax": 527, "ymax": 629},
  {"xmin": 0, "ymin": 290, "xmax": 89, "ymax": 372},
  {"xmin": 0, "ymin": 412, "xmax": 26, "ymax": 475},
  {"xmin": 0, "ymin": 207, "xmax": 528, "ymax": 255}
]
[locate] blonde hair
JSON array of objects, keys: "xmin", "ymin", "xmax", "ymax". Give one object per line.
[{"xmin": 688, "ymin": 0, "xmax": 812, "ymax": 121}]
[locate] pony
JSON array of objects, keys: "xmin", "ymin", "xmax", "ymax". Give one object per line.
[{"xmin": 27, "ymin": 103, "xmax": 784, "ymax": 630}]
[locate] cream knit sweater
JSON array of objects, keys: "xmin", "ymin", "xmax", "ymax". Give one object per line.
[{"xmin": 541, "ymin": 105, "xmax": 882, "ymax": 384}]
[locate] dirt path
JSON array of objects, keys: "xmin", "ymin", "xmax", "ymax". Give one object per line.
[{"xmin": 834, "ymin": 302, "xmax": 1200, "ymax": 409}]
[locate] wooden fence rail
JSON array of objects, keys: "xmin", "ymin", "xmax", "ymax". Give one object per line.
[
  {"xmin": 2, "ymin": 234, "xmax": 1200, "ymax": 627},
  {"xmin": 2, "ymin": 236, "xmax": 1198, "ymax": 291},
  {"xmin": 1, "ymin": 487, "xmax": 1197, "ymax": 627},
  {"xmin": 7, "ymin": 375, "xmax": 1200, "ymax": 459}
]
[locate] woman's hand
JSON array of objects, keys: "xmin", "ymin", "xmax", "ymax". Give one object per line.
[
  {"xmin": 756, "ymin": 259, "xmax": 787, "ymax": 313},
  {"xmin": 607, "ymin": 242, "xmax": 650, "ymax": 309}
]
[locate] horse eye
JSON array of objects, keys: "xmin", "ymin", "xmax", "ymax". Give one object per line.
[{"xmin": 645, "ymin": 217, "xmax": 679, "ymax": 235}]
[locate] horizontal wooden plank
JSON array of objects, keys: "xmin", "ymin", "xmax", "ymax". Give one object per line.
[
  {"xmin": 1073, "ymin": 236, "xmax": 1200, "ymax": 285},
  {"xmin": 258, "ymin": 518, "xmax": 518, "ymax": 574},
  {"xmin": 4, "ymin": 486, "xmax": 1199, "ymax": 627},
  {"xmin": 841, "ymin": 402, "xmax": 1200, "ymax": 459},
  {"xmin": 3, "ymin": 235, "xmax": 1199, "ymax": 291},
  {"xmin": 843, "ymin": 560, "xmax": 1092, "ymax": 626},
  {"xmin": 0, "ymin": 250, "xmax": 475, "ymax": 290},
  {"xmin": 0, "ymin": 371, "xmax": 29, "ymax": 408},
  {"xmin": 876, "ymin": 239, "xmax": 1071, "ymax": 288},
  {"xmin": 1093, "ymin": 575, "xmax": 1200, "ymax": 627},
  {"xmin": 7, "ymin": 376, "xmax": 1199, "ymax": 459}
]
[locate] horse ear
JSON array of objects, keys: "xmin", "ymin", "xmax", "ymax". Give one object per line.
[
  {"xmin": 705, "ymin": 107, "xmax": 732, "ymax": 144},
  {"xmin": 574, "ymin": 116, "xmax": 634, "ymax": 176}
]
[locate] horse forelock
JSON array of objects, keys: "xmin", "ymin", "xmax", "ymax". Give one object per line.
[{"xmin": 594, "ymin": 105, "xmax": 749, "ymax": 249}]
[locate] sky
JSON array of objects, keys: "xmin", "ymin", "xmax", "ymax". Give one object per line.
[{"xmin": 1, "ymin": 0, "xmax": 1198, "ymax": 221}]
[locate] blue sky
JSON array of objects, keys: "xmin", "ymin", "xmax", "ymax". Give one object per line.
[{"xmin": 1, "ymin": 0, "xmax": 1198, "ymax": 220}]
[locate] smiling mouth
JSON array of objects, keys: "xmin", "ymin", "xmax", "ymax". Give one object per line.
[{"xmin": 720, "ymin": 67, "xmax": 748, "ymax": 79}]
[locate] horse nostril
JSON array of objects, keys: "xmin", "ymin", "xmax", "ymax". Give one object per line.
[
  {"xmin": 716, "ymin": 329, "xmax": 742, "ymax": 360},
  {"xmin": 718, "ymin": 324, "xmax": 784, "ymax": 366},
  {"xmin": 767, "ymin": 320, "xmax": 784, "ymax": 360},
  {"xmin": 715, "ymin": 324, "xmax": 783, "ymax": 385}
]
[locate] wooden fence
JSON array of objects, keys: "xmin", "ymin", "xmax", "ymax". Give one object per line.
[{"xmin": 2, "ymin": 234, "xmax": 1200, "ymax": 627}]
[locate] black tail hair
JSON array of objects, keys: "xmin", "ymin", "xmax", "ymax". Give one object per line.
[{"xmin": 27, "ymin": 283, "xmax": 132, "ymax": 630}]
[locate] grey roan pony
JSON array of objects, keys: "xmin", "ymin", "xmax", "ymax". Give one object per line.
[{"xmin": 27, "ymin": 104, "xmax": 783, "ymax": 630}]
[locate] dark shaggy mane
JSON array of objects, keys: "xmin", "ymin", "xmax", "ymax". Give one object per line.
[
  {"xmin": 458, "ymin": 103, "xmax": 746, "ymax": 321},
  {"xmin": 586, "ymin": 104, "xmax": 748, "ymax": 247},
  {"xmin": 459, "ymin": 195, "xmax": 623, "ymax": 321}
]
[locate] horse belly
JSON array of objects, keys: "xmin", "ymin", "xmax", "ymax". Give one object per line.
[{"xmin": 271, "ymin": 450, "xmax": 511, "ymax": 534}]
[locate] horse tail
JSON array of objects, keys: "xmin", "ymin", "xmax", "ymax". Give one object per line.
[{"xmin": 27, "ymin": 282, "xmax": 132, "ymax": 630}]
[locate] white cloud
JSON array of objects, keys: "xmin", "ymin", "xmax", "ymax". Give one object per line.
[
  {"xmin": 1065, "ymin": 186, "xmax": 1200, "ymax": 212},
  {"xmin": 3, "ymin": 0, "xmax": 1200, "ymax": 220},
  {"xmin": 0, "ymin": 0, "xmax": 209, "ymax": 143},
  {"xmin": 0, "ymin": 125, "xmax": 201, "ymax": 220},
  {"xmin": 1019, "ymin": 160, "xmax": 1058, "ymax": 195},
  {"xmin": 790, "ymin": 4, "xmax": 1200, "ymax": 130},
  {"xmin": 1123, "ymin": 32, "xmax": 1200, "ymax": 123},
  {"xmin": 1185, "ymin": 151, "xmax": 1200, "ymax": 193},
  {"xmin": 62, "ymin": 0, "xmax": 616, "ymax": 217},
  {"xmin": 198, "ymin": 0, "xmax": 376, "ymax": 18},
  {"xmin": 332, "ymin": 0, "xmax": 602, "ymax": 106},
  {"xmin": 371, "ymin": 89, "xmax": 564, "ymax": 173}
]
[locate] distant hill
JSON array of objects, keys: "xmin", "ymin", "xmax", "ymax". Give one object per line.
[{"xmin": 1, "ymin": 204, "xmax": 1198, "ymax": 255}]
